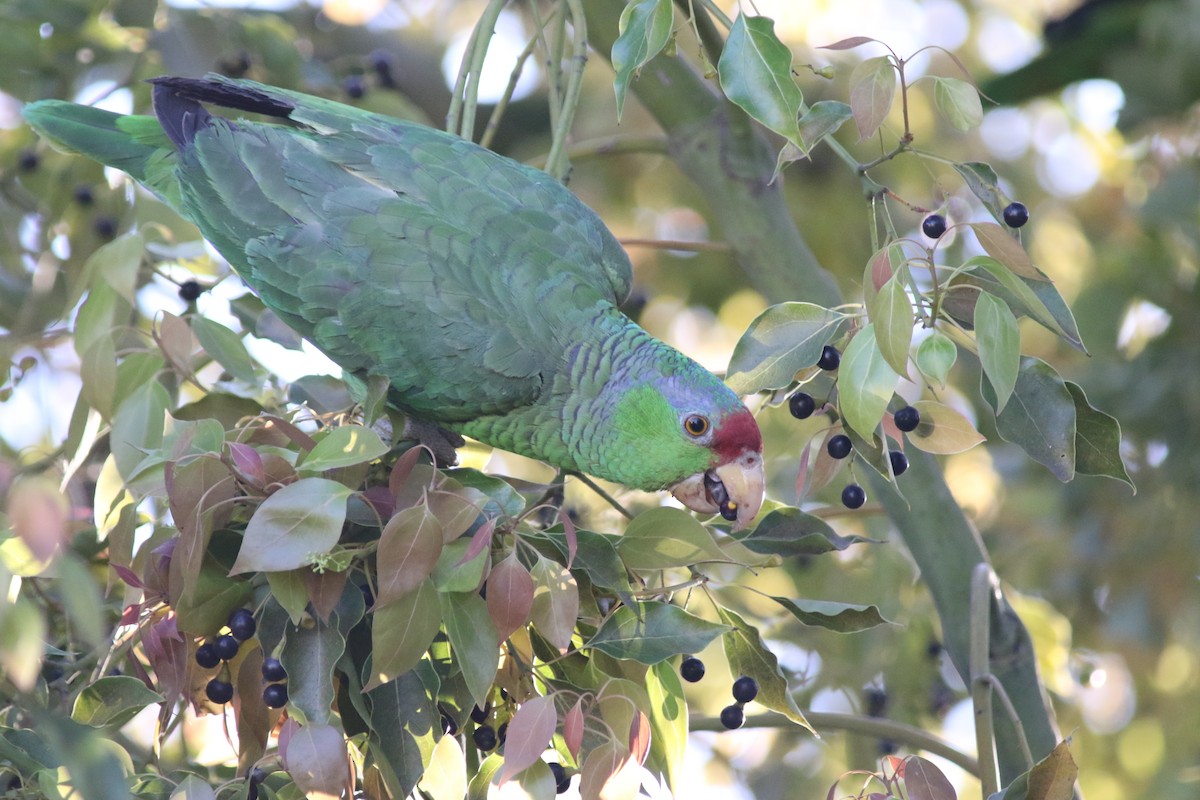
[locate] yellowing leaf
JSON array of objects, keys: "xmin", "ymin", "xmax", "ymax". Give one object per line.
[
  {"xmin": 849, "ymin": 56, "xmax": 895, "ymax": 140},
  {"xmin": 904, "ymin": 400, "xmax": 986, "ymax": 455}
]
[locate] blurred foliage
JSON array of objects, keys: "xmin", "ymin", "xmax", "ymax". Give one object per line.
[{"xmin": 0, "ymin": 1, "xmax": 1196, "ymax": 800}]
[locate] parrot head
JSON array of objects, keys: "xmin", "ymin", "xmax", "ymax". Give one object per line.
[{"xmin": 607, "ymin": 378, "xmax": 764, "ymax": 530}]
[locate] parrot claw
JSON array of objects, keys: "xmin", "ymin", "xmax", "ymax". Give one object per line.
[{"xmin": 400, "ymin": 418, "xmax": 465, "ymax": 468}]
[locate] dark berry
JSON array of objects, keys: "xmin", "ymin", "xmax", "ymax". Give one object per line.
[
  {"xmin": 441, "ymin": 714, "xmax": 458, "ymax": 735},
  {"xmin": 922, "ymin": 214, "xmax": 947, "ymax": 239},
  {"xmin": 247, "ymin": 767, "xmax": 266, "ymax": 800},
  {"xmin": 719, "ymin": 704, "xmax": 745, "ymax": 730},
  {"xmin": 73, "ymin": 184, "xmax": 94, "ymax": 206},
  {"xmin": 195, "ymin": 642, "xmax": 221, "ymax": 669},
  {"xmin": 261, "ymin": 657, "xmax": 287, "ymax": 682},
  {"xmin": 359, "ymin": 582, "xmax": 375, "ymax": 608},
  {"xmin": 17, "ymin": 149, "xmax": 39, "ymax": 171},
  {"xmin": 473, "ymin": 725, "xmax": 498, "ymax": 751},
  {"xmin": 889, "ymin": 450, "xmax": 909, "ymax": 476},
  {"xmin": 262, "ymin": 682, "xmax": 288, "ymax": 709},
  {"xmin": 205, "ymin": 678, "xmax": 234, "ymax": 704},
  {"xmin": 93, "ymin": 216, "xmax": 117, "ymax": 239},
  {"xmin": 788, "ymin": 392, "xmax": 816, "ymax": 420},
  {"xmin": 213, "ymin": 634, "xmax": 240, "ymax": 661},
  {"xmin": 817, "ymin": 345, "xmax": 841, "ymax": 371},
  {"xmin": 344, "ymin": 74, "xmax": 366, "ymax": 99},
  {"xmin": 369, "ymin": 49, "xmax": 396, "ymax": 87},
  {"xmin": 228, "ymin": 608, "xmax": 257, "ymax": 641},
  {"xmin": 826, "ymin": 434, "xmax": 852, "ymax": 460},
  {"xmin": 926, "ymin": 639, "xmax": 944, "ymax": 660},
  {"xmin": 470, "ymin": 704, "xmax": 491, "ymax": 724},
  {"xmin": 878, "ymin": 738, "xmax": 900, "ymax": 755},
  {"xmin": 178, "ymin": 279, "xmax": 203, "ymax": 302},
  {"xmin": 731, "ymin": 676, "xmax": 759, "ymax": 704},
  {"xmin": 680, "ymin": 656, "xmax": 706, "ymax": 683},
  {"xmin": 894, "ymin": 405, "xmax": 920, "ymax": 433},
  {"xmin": 497, "ymin": 722, "xmax": 508, "ymax": 744},
  {"xmin": 550, "ymin": 762, "xmax": 570, "ymax": 794},
  {"xmin": 864, "ymin": 686, "xmax": 888, "ymax": 717},
  {"xmin": 842, "ymin": 484, "xmax": 866, "ymax": 509},
  {"xmin": 1003, "ymin": 201, "xmax": 1029, "ymax": 228},
  {"xmin": 218, "ymin": 52, "xmax": 252, "ymax": 78}
]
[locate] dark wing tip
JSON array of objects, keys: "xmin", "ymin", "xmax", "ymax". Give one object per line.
[{"xmin": 148, "ymin": 76, "xmax": 295, "ymax": 149}]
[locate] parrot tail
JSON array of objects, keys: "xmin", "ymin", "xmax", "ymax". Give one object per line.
[{"xmin": 22, "ymin": 100, "xmax": 182, "ymax": 207}]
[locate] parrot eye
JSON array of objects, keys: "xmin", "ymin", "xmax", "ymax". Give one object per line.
[{"xmin": 684, "ymin": 415, "xmax": 710, "ymax": 437}]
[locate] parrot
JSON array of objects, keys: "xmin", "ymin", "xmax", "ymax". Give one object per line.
[{"xmin": 24, "ymin": 75, "xmax": 764, "ymax": 527}]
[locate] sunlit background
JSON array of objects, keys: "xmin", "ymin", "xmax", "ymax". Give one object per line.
[{"xmin": 1, "ymin": 0, "xmax": 1197, "ymax": 798}]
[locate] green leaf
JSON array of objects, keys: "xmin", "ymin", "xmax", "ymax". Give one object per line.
[
  {"xmin": 849, "ymin": 55, "xmax": 895, "ymax": 140},
  {"xmin": 81, "ymin": 232, "xmax": 144, "ymax": 304},
  {"xmin": 953, "ymin": 161, "xmax": 1010, "ymax": 222},
  {"xmin": 646, "ymin": 661, "xmax": 688, "ymax": 794},
  {"xmin": 289, "ymin": 374, "xmax": 354, "ymax": 414},
  {"xmin": 916, "ymin": 330, "xmax": 957, "ymax": 387},
  {"xmin": 191, "ymin": 315, "xmax": 258, "ymax": 384},
  {"xmin": 933, "ymin": 76, "xmax": 982, "ymax": 130},
  {"xmin": 616, "ymin": 507, "xmax": 729, "ymax": 569},
  {"xmin": 868, "ymin": 271, "xmax": 914, "ymax": 376},
  {"xmin": 171, "ymin": 774, "xmax": 217, "ymax": 800},
  {"xmin": 430, "ymin": 537, "xmax": 487, "ymax": 593},
  {"xmin": 718, "ymin": 15, "xmax": 804, "ymax": 150},
  {"xmin": 231, "ymin": 478, "xmax": 353, "ymax": 574},
  {"xmin": 298, "ymin": 425, "xmax": 389, "ymax": 475},
  {"xmin": 1065, "ymin": 382, "xmax": 1133, "ymax": 489},
  {"xmin": 986, "ymin": 358, "xmax": 1076, "ymax": 481},
  {"xmin": 838, "ymin": 324, "xmax": 900, "ymax": 441},
  {"xmin": 718, "ymin": 606, "xmax": 812, "ymax": 731},
  {"xmin": 56, "ymin": 553, "xmax": 106, "ymax": 648},
  {"xmin": 1027, "ymin": 277, "xmax": 1087, "ymax": 353},
  {"xmin": 975, "ymin": 291, "xmax": 1021, "ymax": 414},
  {"xmin": 367, "ymin": 579, "xmax": 441, "ymax": 689},
  {"xmin": 266, "ymin": 569, "xmax": 309, "ymax": 624},
  {"xmin": 737, "ymin": 506, "xmax": 875, "ymax": 557},
  {"xmin": 725, "ymin": 302, "xmax": 844, "ymax": 394},
  {"xmin": 612, "ymin": 0, "xmax": 674, "ymax": 121},
  {"xmin": 768, "ymin": 596, "xmax": 893, "ymax": 633},
  {"xmin": 365, "ymin": 662, "xmax": 441, "ymax": 799},
  {"xmin": 72, "ymin": 676, "xmax": 163, "ymax": 728},
  {"xmin": 798, "ymin": 100, "xmax": 853, "ymax": 151},
  {"xmin": 0, "ymin": 599, "xmax": 46, "ymax": 692},
  {"xmin": 588, "ymin": 602, "xmax": 729, "ymax": 664},
  {"xmin": 281, "ymin": 583, "xmax": 364, "ymax": 725},
  {"xmin": 438, "ymin": 591, "xmax": 498, "ymax": 709},
  {"xmin": 110, "ymin": 379, "xmax": 169, "ymax": 484},
  {"xmin": 904, "ymin": 400, "xmax": 986, "ymax": 455},
  {"xmin": 963, "ymin": 256, "xmax": 1070, "ymax": 342}
]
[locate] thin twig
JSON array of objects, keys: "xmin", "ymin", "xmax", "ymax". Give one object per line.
[
  {"xmin": 970, "ymin": 563, "xmax": 1001, "ymax": 798},
  {"xmin": 619, "ymin": 238, "xmax": 731, "ymax": 253},
  {"xmin": 569, "ymin": 472, "xmax": 633, "ymax": 519}
]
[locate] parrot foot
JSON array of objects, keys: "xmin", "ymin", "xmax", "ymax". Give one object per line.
[{"xmin": 400, "ymin": 418, "xmax": 465, "ymax": 468}]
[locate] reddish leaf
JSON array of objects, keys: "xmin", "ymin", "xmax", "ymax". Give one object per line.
[
  {"xmin": 579, "ymin": 742, "xmax": 639, "ymax": 800},
  {"xmin": 375, "ymin": 505, "xmax": 444, "ymax": 607},
  {"xmin": 486, "ymin": 554, "xmax": 535, "ymax": 641},
  {"xmin": 818, "ymin": 35, "xmax": 879, "ymax": 50},
  {"xmin": 564, "ymin": 698, "xmax": 585, "ymax": 760},
  {"xmin": 457, "ymin": 517, "xmax": 497, "ymax": 566},
  {"xmin": 499, "ymin": 695, "xmax": 559, "ymax": 785},
  {"xmin": 228, "ymin": 442, "xmax": 265, "ymax": 487},
  {"xmin": 234, "ymin": 645, "xmax": 270, "ymax": 772},
  {"xmin": 904, "ymin": 755, "xmax": 956, "ymax": 800},
  {"xmin": 628, "ymin": 710, "xmax": 651, "ymax": 765},
  {"xmin": 360, "ymin": 486, "xmax": 394, "ymax": 522},
  {"xmin": 559, "ymin": 507, "xmax": 578, "ymax": 569},
  {"xmin": 154, "ymin": 311, "xmax": 197, "ymax": 377},
  {"xmin": 425, "ymin": 488, "xmax": 484, "ymax": 543},
  {"xmin": 849, "ymin": 56, "xmax": 896, "ymax": 140},
  {"xmin": 530, "ymin": 557, "xmax": 579, "ymax": 654},
  {"xmin": 794, "ymin": 438, "xmax": 813, "ymax": 499},
  {"xmin": 388, "ymin": 445, "xmax": 431, "ymax": 499},
  {"xmin": 970, "ymin": 222, "xmax": 1044, "ymax": 281},
  {"xmin": 305, "ymin": 569, "xmax": 349, "ymax": 623},
  {"xmin": 261, "ymin": 415, "xmax": 317, "ymax": 452},
  {"xmin": 113, "ymin": 565, "xmax": 144, "ymax": 589},
  {"xmin": 7, "ymin": 476, "xmax": 69, "ymax": 561}
]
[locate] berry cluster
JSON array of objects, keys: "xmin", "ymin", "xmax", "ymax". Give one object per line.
[
  {"xmin": 719, "ymin": 676, "xmax": 759, "ymax": 730},
  {"xmin": 198, "ymin": 607, "xmax": 287, "ymax": 709}
]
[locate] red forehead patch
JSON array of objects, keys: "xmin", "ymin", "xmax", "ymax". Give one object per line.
[{"xmin": 712, "ymin": 408, "xmax": 762, "ymax": 463}]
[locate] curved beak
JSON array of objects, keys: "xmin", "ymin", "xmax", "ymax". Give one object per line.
[{"xmin": 670, "ymin": 450, "xmax": 764, "ymax": 531}]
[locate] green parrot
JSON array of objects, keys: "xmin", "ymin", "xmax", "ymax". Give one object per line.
[{"xmin": 24, "ymin": 76, "xmax": 764, "ymax": 527}]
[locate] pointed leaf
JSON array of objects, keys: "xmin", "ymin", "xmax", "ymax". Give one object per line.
[
  {"xmin": 768, "ymin": 596, "xmax": 893, "ymax": 633},
  {"xmin": 953, "ymin": 161, "xmax": 1010, "ymax": 222},
  {"xmin": 738, "ymin": 506, "xmax": 874, "ymax": 557},
  {"xmin": 589, "ymin": 602, "xmax": 729, "ymax": 664},
  {"xmin": 376, "ymin": 505, "xmax": 444, "ymax": 607},
  {"xmin": 798, "ymin": 100, "xmax": 853, "ymax": 151},
  {"xmin": 365, "ymin": 663, "xmax": 440, "ymax": 798},
  {"xmin": 418, "ymin": 733, "xmax": 467, "ymax": 800},
  {"xmin": 904, "ymin": 400, "xmax": 986, "ymax": 454},
  {"xmin": 849, "ymin": 56, "xmax": 895, "ymax": 140},
  {"xmin": 439, "ymin": 591, "xmax": 499, "ymax": 709},
  {"xmin": 282, "ymin": 723, "xmax": 345, "ymax": 798},
  {"xmin": 974, "ymin": 291, "xmax": 1021, "ymax": 413},
  {"xmin": 563, "ymin": 697, "xmax": 585, "ymax": 760},
  {"xmin": 1065, "ymin": 382, "xmax": 1133, "ymax": 489},
  {"xmin": 170, "ymin": 775, "xmax": 216, "ymax": 800},
  {"xmin": 486, "ymin": 553, "xmax": 535, "ymax": 641},
  {"xmin": 617, "ymin": 506, "xmax": 729, "ymax": 568},
  {"xmin": 719, "ymin": 606, "xmax": 812, "ymax": 731},
  {"xmin": 530, "ymin": 556, "xmax": 579, "ymax": 654},
  {"xmin": 366, "ymin": 579, "xmax": 441, "ymax": 689},
  {"xmin": 299, "ymin": 425, "xmax": 389, "ymax": 474},
  {"xmin": 818, "ymin": 36, "xmax": 879, "ymax": 51},
  {"xmin": 869, "ymin": 271, "xmax": 914, "ymax": 375},
  {"xmin": 933, "ymin": 76, "xmax": 982, "ymax": 131},
  {"xmin": 905, "ymin": 755, "xmax": 957, "ymax": 800},
  {"xmin": 231, "ymin": 478, "xmax": 352, "ymax": 574},
  {"xmin": 499, "ymin": 695, "xmax": 558, "ymax": 785},
  {"xmin": 970, "ymin": 223, "xmax": 1044, "ymax": 281},
  {"xmin": 191, "ymin": 315, "xmax": 258, "ymax": 384},
  {"xmin": 916, "ymin": 330, "xmax": 957, "ymax": 387},
  {"xmin": 71, "ymin": 676, "xmax": 163, "ymax": 728},
  {"xmin": 839, "ymin": 324, "xmax": 900, "ymax": 440},
  {"xmin": 646, "ymin": 661, "xmax": 687, "ymax": 794},
  {"xmin": 726, "ymin": 302, "xmax": 844, "ymax": 394},
  {"xmin": 612, "ymin": 0, "xmax": 674, "ymax": 120},
  {"xmin": 718, "ymin": 15, "xmax": 805, "ymax": 149},
  {"xmin": 986, "ymin": 358, "xmax": 1076, "ymax": 480},
  {"xmin": 426, "ymin": 488, "xmax": 485, "ymax": 543}
]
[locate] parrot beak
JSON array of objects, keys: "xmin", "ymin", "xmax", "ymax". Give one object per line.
[{"xmin": 671, "ymin": 450, "xmax": 764, "ymax": 531}]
